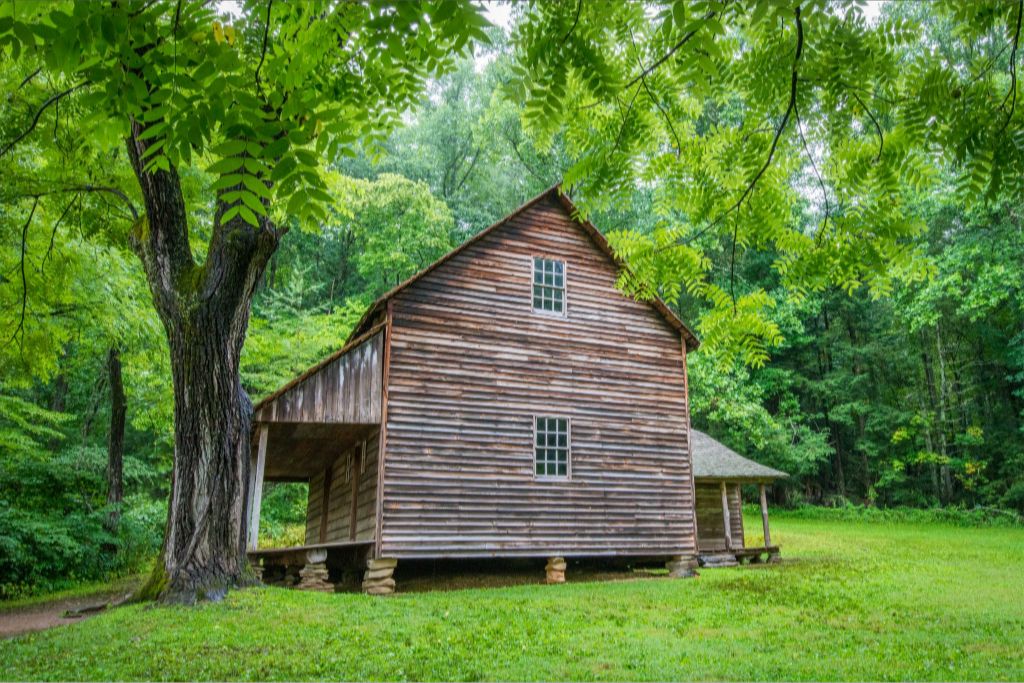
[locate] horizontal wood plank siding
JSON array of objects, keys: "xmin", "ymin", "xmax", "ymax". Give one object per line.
[
  {"xmin": 256, "ymin": 332, "xmax": 383, "ymax": 424},
  {"xmin": 380, "ymin": 196, "xmax": 695, "ymax": 558},
  {"xmin": 303, "ymin": 430, "xmax": 379, "ymax": 544}
]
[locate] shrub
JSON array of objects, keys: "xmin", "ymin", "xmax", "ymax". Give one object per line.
[{"xmin": 755, "ymin": 502, "xmax": 1024, "ymax": 528}]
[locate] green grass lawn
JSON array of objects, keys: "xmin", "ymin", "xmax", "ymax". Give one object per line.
[{"xmin": 2, "ymin": 514, "xmax": 1023, "ymax": 681}]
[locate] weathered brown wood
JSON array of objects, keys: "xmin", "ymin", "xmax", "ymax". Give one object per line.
[
  {"xmin": 261, "ymin": 422, "xmax": 375, "ymax": 481},
  {"xmin": 254, "ymin": 328, "xmax": 384, "ymax": 425},
  {"xmin": 319, "ymin": 464, "xmax": 333, "ymax": 543},
  {"xmin": 350, "ymin": 442, "xmax": 362, "ymax": 540},
  {"xmin": 374, "ymin": 301, "xmax": 393, "ymax": 558},
  {"xmin": 760, "ymin": 483, "xmax": 771, "ymax": 547},
  {"xmin": 720, "ymin": 481, "xmax": 732, "ymax": 551},
  {"xmin": 302, "ymin": 430, "xmax": 380, "ymax": 546},
  {"xmin": 376, "ymin": 195, "xmax": 695, "ymax": 559},
  {"xmin": 246, "ymin": 425, "xmax": 268, "ymax": 551}
]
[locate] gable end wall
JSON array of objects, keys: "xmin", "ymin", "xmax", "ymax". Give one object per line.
[{"xmin": 380, "ymin": 196, "xmax": 696, "ymax": 558}]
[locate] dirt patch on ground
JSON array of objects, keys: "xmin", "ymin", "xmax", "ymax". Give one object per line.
[{"xmin": 0, "ymin": 585, "xmax": 136, "ymax": 640}]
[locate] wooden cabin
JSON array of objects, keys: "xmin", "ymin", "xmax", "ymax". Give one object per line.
[
  {"xmin": 245, "ymin": 185, "xmax": 707, "ymax": 594},
  {"xmin": 690, "ymin": 429, "xmax": 787, "ymax": 567}
]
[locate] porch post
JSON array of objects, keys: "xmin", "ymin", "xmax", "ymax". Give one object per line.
[
  {"xmin": 720, "ymin": 481, "xmax": 732, "ymax": 550},
  {"xmin": 759, "ymin": 483, "xmax": 771, "ymax": 548},
  {"xmin": 247, "ymin": 424, "xmax": 269, "ymax": 552}
]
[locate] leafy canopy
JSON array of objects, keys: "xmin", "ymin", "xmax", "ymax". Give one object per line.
[
  {"xmin": 0, "ymin": 0, "xmax": 489, "ymax": 231},
  {"xmin": 509, "ymin": 0, "xmax": 1023, "ymax": 367}
]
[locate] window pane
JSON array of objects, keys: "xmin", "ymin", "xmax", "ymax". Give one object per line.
[
  {"xmin": 532, "ymin": 259, "xmax": 566, "ymax": 313},
  {"xmin": 535, "ymin": 416, "xmax": 569, "ymax": 478}
]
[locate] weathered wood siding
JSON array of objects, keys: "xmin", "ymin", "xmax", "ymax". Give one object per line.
[
  {"xmin": 256, "ymin": 332, "xmax": 383, "ymax": 424},
  {"xmin": 303, "ymin": 430, "xmax": 379, "ymax": 544},
  {"xmin": 380, "ymin": 196, "xmax": 695, "ymax": 558},
  {"xmin": 694, "ymin": 482, "xmax": 744, "ymax": 551}
]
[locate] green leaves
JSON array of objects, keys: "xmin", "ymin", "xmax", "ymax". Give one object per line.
[{"xmin": 508, "ymin": 1, "xmax": 1024, "ymax": 367}]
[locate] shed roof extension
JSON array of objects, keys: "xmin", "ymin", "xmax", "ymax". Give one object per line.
[{"xmin": 691, "ymin": 429, "xmax": 789, "ymax": 482}]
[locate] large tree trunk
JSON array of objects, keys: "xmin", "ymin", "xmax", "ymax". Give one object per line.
[
  {"xmin": 105, "ymin": 346, "xmax": 126, "ymax": 537},
  {"xmin": 153, "ymin": 312, "xmax": 254, "ymax": 603},
  {"xmin": 126, "ymin": 124, "xmax": 280, "ymax": 604}
]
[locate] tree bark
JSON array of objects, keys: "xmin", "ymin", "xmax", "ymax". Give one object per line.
[
  {"xmin": 126, "ymin": 123, "xmax": 280, "ymax": 604},
  {"xmin": 105, "ymin": 346, "xmax": 126, "ymax": 537},
  {"xmin": 934, "ymin": 323, "xmax": 953, "ymax": 504}
]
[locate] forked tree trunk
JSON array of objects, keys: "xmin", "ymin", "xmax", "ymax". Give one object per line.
[
  {"xmin": 152, "ymin": 312, "xmax": 255, "ymax": 603},
  {"xmin": 126, "ymin": 125, "xmax": 280, "ymax": 604}
]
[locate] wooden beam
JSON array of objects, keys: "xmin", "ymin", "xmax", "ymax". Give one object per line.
[
  {"xmin": 350, "ymin": 441, "xmax": 363, "ymax": 540},
  {"xmin": 247, "ymin": 424, "xmax": 269, "ymax": 552},
  {"xmin": 319, "ymin": 464, "xmax": 333, "ymax": 543},
  {"xmin": 720, "ymin": 481, "xmax": 732, "ymax": 551},
  {"xmin": 681, "ymin": 336, "xmax": 697, "ymax": 557},
  {"xmin": 374, "ymin": 300, "xmax": 393, "ymax": 558},
  {"xmin": 760, "ymin": 483, "xmax": 771, "ymax": 548}
]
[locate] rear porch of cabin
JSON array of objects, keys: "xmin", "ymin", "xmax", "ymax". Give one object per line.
[{"xmin": 690, "ymin": 429, "xmax": 788, "ymax": 567}]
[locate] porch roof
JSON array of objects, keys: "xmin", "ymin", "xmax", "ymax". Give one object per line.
[{"xmin": 691, "ymin": 429, "xmax": 789, "ymax": 483}]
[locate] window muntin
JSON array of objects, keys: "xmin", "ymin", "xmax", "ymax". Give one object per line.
[
  {"xmin": 535, "ymin": 416, "xmax": 569, "ymax": 478},
  {"xmin": 532, "ymin": 257, "xmax": 565, "ymax": 314}
]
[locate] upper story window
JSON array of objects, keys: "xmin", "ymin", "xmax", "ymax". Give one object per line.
[
  {"xmin": 535, "ymin": 416, "xmax": 569, "ymax": 478},
  {"xmin": 533, "ymin": 257, "xmax": 565, "ymax": 315}
]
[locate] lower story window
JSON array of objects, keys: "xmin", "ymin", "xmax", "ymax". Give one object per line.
[{"xmin": 535, "ymin": 416, "xmax": 569, "ymax": 477}]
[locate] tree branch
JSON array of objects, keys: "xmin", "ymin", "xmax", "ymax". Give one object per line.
[
  {"xmin": 729, "ymin": 5, "xmax": 804, "ymax": 307},
  {"xmin": 623, "ymin": 11, "xmax": 716, "ymax": 90},
  {"xmin": 562, "ymin": 0, "xmax": 582, "ymax": 44},
  {"xmin": 15, "ymin": 185, "xmax": 139, "ymax": 221},
  {"xmin": 630, "ymin": 26, "xmax": 683, "ymax": 158},
  {"xmin": 255, "ymin": 0, "xmax": 273, "ymax": 96},
  {"xmin": 850, "ymin": 90, "xmax": 884, "ymax": 163},
  {"xmin": 794, "ymin": 98, "xmax": 831, "ymax": 237},
  {"xmin": 0, "ymin": 82, "xmax": 91, "ymax": 159},
  {"xmin": 18, "ymin": 68, "xmax": 42, "ymax": 90},
  {"xmin": 453, "ymin": 146, "xmax": 481, "ymax": 195},
  {"xmin": 8, "ymin": 198, "xmax": 39, "ymax": 349},
  {"xmin": 43, "ymin": 193, "xmax": 81, "ymax": 272},
  {"xmin": 999, "ymin": 0, "xmax": 1023, "ymax": 134}
]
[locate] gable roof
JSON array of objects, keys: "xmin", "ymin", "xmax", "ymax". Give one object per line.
[
  {"xmin": 347, "ymin": 184, "xmax": 699, "ymax": 349},
  {"xmin": 690, "ymin": 429, "xmax": 788, "ymax": 482}
]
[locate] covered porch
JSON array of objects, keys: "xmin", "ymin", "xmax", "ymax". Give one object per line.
[
  {"xmin": 690, "ymin": 429, "xmax": 788, "ymax": 568},
  {"xmin": 244, "ymin": 325, "xmax": 387, "ymax": 591}
]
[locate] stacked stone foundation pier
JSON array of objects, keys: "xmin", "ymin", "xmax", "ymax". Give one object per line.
[{"xmin": 363, "ymin": 557, "xmax": 397, "ymax": 595}]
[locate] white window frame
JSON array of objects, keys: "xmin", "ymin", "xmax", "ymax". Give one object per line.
[
  {"xmin": 533, "ymin": 415, "xmax": 571, "ymax": 480},
  {"xmin": 531, "ymin": 256, "xmax": 567, "ymax": 317}
]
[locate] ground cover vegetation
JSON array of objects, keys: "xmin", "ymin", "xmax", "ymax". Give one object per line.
[
  {"xmin": 1, "ymin": 514, "xmax": 1022, "ymax": 681},
  {"xmin": 0, "ymin": 0, "xmax": 1022, "ymax": 602}
]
